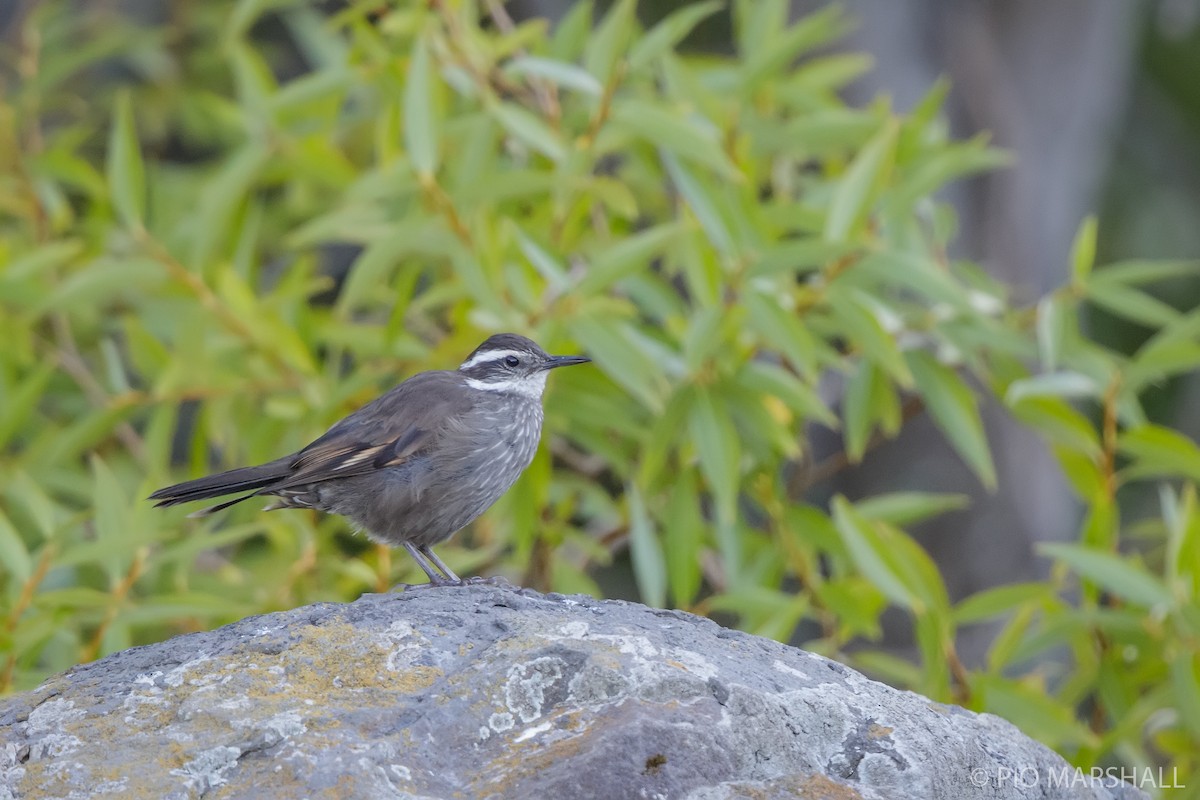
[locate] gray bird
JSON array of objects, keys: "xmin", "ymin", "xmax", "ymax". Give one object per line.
[{"xmin": 149, "ymin": 333, "xmax": 590, "ymax": 586}]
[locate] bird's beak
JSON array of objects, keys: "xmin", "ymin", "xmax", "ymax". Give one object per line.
[{"xmin": 543, "ymin": 354, "xmax": 591, "ymax": 370}]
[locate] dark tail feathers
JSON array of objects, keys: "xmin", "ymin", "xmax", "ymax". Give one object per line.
[{"xmin": 149, "ymin": 458, "xmax": 292, "ymax": 516}]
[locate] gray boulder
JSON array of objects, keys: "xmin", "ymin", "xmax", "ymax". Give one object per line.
[{"xmin": 0, "ymin": 585, "xmax": 1145, "ymax": 799}]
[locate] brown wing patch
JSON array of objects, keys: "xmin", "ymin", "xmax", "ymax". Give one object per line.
[{"xmin": 271, "ymin": 426, "xmax": 432, "ymax": 491}]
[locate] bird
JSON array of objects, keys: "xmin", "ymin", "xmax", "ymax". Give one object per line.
[{"xmin": 149, "ymin": 333, "xmax": 590, "ymax": 586}]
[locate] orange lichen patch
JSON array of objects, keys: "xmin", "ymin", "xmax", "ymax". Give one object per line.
[
  {"xmin": 794, "ymin": 773, "xmax": 866, "ymax": 799},
  {"xmin": 866, "ymin": 723, "xmax": 894, "ymax": 740},
  {"xmin": 14, "ymin": 620, "xmax": 448, "ymax": 799},
  {"xmin": 713, "ymin": 774, "xmax": 868, "ymax": 800},
  {"xmin": 477, "ymin": 711, "xmax": 592, "ymax": 796}
]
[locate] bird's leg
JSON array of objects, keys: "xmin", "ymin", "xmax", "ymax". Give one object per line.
[
  {"xmin": 400, "ymin": 541, "xmax": 453, "ymax": 587},
  {"xmin": 418, "ymin": 545, "xmax": 463, "ymax": 584},
  {"xmin": 421, "ymin": 545, "xmax": 515, "ymax": 588}
]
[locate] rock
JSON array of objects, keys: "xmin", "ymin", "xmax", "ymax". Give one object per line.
[{"xmin": 0, "ymin": 586, "xmax": 1145, "ymax": 800}]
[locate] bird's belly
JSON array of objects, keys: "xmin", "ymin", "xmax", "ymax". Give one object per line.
[{"xmin": 323, "ymin": 421, "xmax": 541, "ymax": 548}]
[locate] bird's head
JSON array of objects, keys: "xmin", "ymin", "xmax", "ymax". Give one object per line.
[{"xmin": 458, "ymin": 333, "xmax": 590, "ymax": 398}]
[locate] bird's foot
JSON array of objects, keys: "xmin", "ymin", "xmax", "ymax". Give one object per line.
[
  {"xmin": 458, "ymin": 575, "xmax": 515, "ymax": 589},
  {"xmin": 389, "ymin": 579, "xmax": 452, "ymax": 592},
  {"xmin": 389, "ymin": 575, "xmax": 516, "ymax": 591}
]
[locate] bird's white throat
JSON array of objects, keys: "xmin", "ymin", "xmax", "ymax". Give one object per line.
[{"xmin": 464, "ymin": 370, "xmax": 548, "ymax": 399}]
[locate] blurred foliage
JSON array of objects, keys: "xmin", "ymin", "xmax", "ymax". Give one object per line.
[{"xmin": 0, "ymin": 0, "xmax": 1198, "ymax": 787}]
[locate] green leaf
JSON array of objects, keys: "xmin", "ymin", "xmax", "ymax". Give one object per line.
[
  {"xmin": 890, "ymin": 137, "xmax": 1011, "ymax": 211},
  {"xmin": 404, "ymin": 35, "xmax": 439, "ymax": 178},
  {"xmin": 742, "ymin": 289, "xmax": 820, "ymax": 380},
  {"xmin": 1035, "ymin": 295, "xmax": 1070, "ymax": 373},
  {"xmin": 0, "ymin": 361, "xmax": 56, "ymax": 450},
  {"xmin": 1170, "ymin": 652, "xmax": 1200, "ymax": 739},
  {"xmin": 741, "ymin": 5, "xmax": 848, "ymax": 90},
  {"xmin": 1086, "ymin": 280, "xmax": 1182, "ymax": 328},
  {"xmin": 638, "ymin": 386, "xmax": 694, "ymax": 488},
  {"xmin": 1008, "ymin": 396, "xmax": 1101, "ymax": 458},
  {"xmin": 0, "ymin": 510, "xmax": 32, "ymax": 584},
  {"xmin": 855, "ymin": 492, "xmax": 970, "ymax": 526},
  {"xmin": 975, "ymin": 674, "xmax": 1097, "ymax": 749},
  {"xmin": 489, "ymin": 102, "xmax": 567, "ymax": 162},
  {"xmin": 708, "ymin": 587, "xmax": 809, "ymax": 641},
  {"xmin": 578, "ymin": 223, "xmax": 681, "ymax": 294},
  {"xmin": 661, "ymin": 151, "xmax": 735, "ymax": 256},
  {"xmin": 1126, "ymin": 338, "xmax": 1200, "ymax": 393},
  {"xmin": 628, "ymin": 1, "xmax": 723, "ymax": 70},
  {"xmin": 584, "ymin": 0, "xmax": 635, "ymax": 84},
  {"xmin": 1004, "ymin": 372, "xmax": 1102, "ymax": 406},
  {"xmin": 737, "ymin": 361, "xmax": 836, "ymax": 428},
  {"xmin": 90, "ymin": 454, "xmax": 131, "ymax": 583},
  {"xmin": 568, "ymin": 316, "xmax": 667, "ymax": 412},
  {"xmin": 833, "ymin": 496, "xmax": 933, "ymax": 613},
  {"xmin": 1070, "ymin": 216, "xmax": 1098, "ymax": 286},
  {"xmin": 842, "ymin": 359, "xmax": 898, "ymax": 461},
  {"xmin": 788, "ymin": 53, "xmax": 873, "ymax": 93},
  {"xmin": 824, "ymin": 119, "xmax": 896, "ymax": 242},
  {"xmin": 612, "ymin": 99, "xmax": 740, "ymax": 181},
  {"xmin": 907, "ymin": 351, "xmax": 996, "ymax": 489},
  {"xmin": 1092, "ymin": 259, "xmax": 1200, "ymax": 286},
  {"xmin": 689, "ymin": 386, "xmax": 741, "ymax": 528},
  {"xmin": 1119, "ymin": 424, "xmax": 1200, "ymax": 483},
  {"xmin": 514, "ymin": 227, "xmax": 568, "ymax": 291},
  {"xmin": 953, "ymin": 583, "xmax": 1052, "ymax": 624},
  {"xmin": 550, "ymin": 1, "xmax": 593, "ymax": 60},
  {"xmin": 826, "ymin": 288, "xmax": 912, "ymax": 387},
  {"xmin": 748, "ymin": 239, "xmax": 857, "ymax": 278},
  {"xmin": 505, "ymin": 56, "xmax": 602, "ymax": 96},
  {"xmin": 106, "ymin": 91, "xmax": 146, "ymax": 230},
  {"xmin": 190, "ymin": 141, "xmax": 271, "ymax": 269},
  {"xmin": 665, "ymin": 471, "xmax": 704, "ymax": 607},
  {"xmin": 627, "ymin": 484, "xmax": 666, "ymax": 608},
  {"xmin": 1039, "ymin": 543, "xmax": 1174, "ymax": 609}
]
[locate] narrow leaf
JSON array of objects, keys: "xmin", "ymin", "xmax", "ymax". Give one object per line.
[
  {"xmin": 628, "ymin": 485, "xmax": 667, "ymax": 608},
  {"xmin": 629, "ymin": 1, "xmax": 723, "ymax": 70},
  {"xmin": 662, "ymin": 151, "xmax": 734, "ymax": 256},
  {"xmin": 689, "ymin": 387, "xmax": 741, "ymax": 527},
  {"xmin": 824, "ymin": 119, "xmax": 896, "ymax": 242},
  {"xmin": 907, "ymin": 351, "xmax": 996, "ymax": 489},
  {"xmin": 106, "ymin": 91, "xmax": 146, "ymax": 230},
  {"xmin": 404, "ymin": 35, "xmax": 439, "ymax": 178},
  {"xmin": 1039, "ymin": 543, "xmax": 1173, "ymax": 609},
  {"xmin": 490, "ymin": 102, "xmax": 567, "ymax": 162},
  {"xmin": 1070, "ymin": 216, "xmax": 1098, "ymax": 286}
]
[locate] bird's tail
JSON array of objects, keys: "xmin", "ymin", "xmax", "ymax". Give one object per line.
[{"xmin": 148, "ymin": 457, "xmax": 292, "ymax": 517}]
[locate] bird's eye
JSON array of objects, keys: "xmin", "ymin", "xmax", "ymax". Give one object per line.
[{"xmin": 504, "ymin": 355, "xmax": 520, "ymax": 368}]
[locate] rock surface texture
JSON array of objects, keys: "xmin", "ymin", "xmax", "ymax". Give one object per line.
[{"xmin": 0, "ymin": 586, "xmax": 1145, "ymax": 800}]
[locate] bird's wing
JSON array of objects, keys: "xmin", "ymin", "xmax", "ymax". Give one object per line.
[{"xmin": 269, "ymin": 370, "xmax": 471, "ymax": 490}]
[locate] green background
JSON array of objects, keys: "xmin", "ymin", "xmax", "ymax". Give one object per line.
[{"xmin": 1, "ymin": 0, "xmax": 1198, "ymax": 791}]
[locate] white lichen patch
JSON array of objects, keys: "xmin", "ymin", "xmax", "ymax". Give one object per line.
[
  {"xmin": 772, "ymin": 658, "xmax": 814, "ymax": 684},
  {"xmin": 557, "ymin": 621, "xmax": 589, "ymax": 639},
  {"xmin": 664, "ymin": 648, "xmax": 718, "ymax": 680},
  {"xmin": 513, "ymin": 721, "xmax": 552, "ymax": 743},
  {"xmin": 503, "ymin": 657, "xmax": 564, "ymax": 724},
  {"xmin": 587, "ymin": 633, "xmax": 659, "ymax": 660},
  {"xmin": 162, "ymin": 654, "xmax": 214, "ymax": 688},
  {"xmin": 26, "ymin": 698, "xmax": 85, "ymax": 731},
  {"xmin": 231, "ymin": 709, "xmax": 307, "ymax": 741},
  {"xmin": 381, "ymin": 620, "xmax": 431, "ymax": 672},
  {"xmin": 171, "ymin": 744, "xmax": 242, "ymax": 792},
  {"xmin": 488, "ymin": 712, "xmax": 514, "ymax": 733}
]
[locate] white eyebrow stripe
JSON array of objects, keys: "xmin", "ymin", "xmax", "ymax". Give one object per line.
[{"xmin": 459, "ymin": 349, "xmax": 526, "ymax": 370}]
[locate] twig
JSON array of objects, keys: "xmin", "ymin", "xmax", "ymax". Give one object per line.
[{"xmin": 49, "ymin": 315, "xmax": 147, "ymax": 462}]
